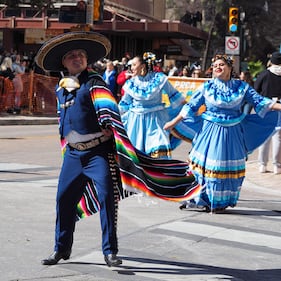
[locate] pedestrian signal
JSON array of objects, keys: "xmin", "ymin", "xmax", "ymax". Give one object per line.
[{"xmin": 228, "ymin": 7, "xmax": 239, "ymax": 33}]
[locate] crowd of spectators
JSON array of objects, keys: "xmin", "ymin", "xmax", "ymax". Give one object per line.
[
  {"xmin": 0, "ymin": 50, "xmax": 33, "ymax": 114},
  {"xmin": 0, "ymin": 49, "xmax": 208, "ymax": 113},
  {"xmin": 89, "ymin": 53, "xmax": 208, "ymax": 101}
]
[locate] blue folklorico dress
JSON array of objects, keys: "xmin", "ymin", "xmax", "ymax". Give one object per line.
[
  {"xmin": 174, "ymin": 78, "xmax": 281, "ymax": 211},
  {"xmin": 119, "ymin": 71, "xmax": 185, "ymax": 158}
]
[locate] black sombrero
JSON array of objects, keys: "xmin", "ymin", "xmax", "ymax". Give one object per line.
[{"xmin": 35, "ymin": 31, "xmax": 111, "ymax": 72}]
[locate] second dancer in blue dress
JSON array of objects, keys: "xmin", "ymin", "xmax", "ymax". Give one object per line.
[{"xmin": 164, "ymin": 54, "xmax": 281, "ymax": 213}]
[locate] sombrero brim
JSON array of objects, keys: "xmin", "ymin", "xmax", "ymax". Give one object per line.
[{"xmin": 35, "ymin": 32, "xmax": 111, "ymax": 72}]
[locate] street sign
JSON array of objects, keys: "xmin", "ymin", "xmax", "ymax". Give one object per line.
[{"xmin": 225, "ymin": 36, "xmax": 240, "ymax": 55}]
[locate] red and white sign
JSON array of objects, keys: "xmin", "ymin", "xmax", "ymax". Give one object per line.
[{"xmin": 225, "ymin": 36, "xmax": 240, "ymax": 55}]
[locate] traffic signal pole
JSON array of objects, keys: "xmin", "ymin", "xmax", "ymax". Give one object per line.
[{"xmin": 86, "ymin": 0, "xmax": 93, "ymax": 25}]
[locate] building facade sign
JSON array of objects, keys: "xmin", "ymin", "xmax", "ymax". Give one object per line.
[{"xmin": 25, "ymin": 29, "xmax": 64, "ymax": 44}]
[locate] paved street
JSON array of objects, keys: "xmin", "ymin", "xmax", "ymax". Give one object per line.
[{"xmin": 0, "ymin": 124, "xmax": 280, "ymax": 281}]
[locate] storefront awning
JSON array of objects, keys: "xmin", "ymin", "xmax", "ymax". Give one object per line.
[
  {"xmin": 91, "ymin": 20, "xmax": 208, "ymax": 41},
  {"xmin": 170, "ymin": 39, "xmax": 201, "ymax": 58},
  {"xmin": 160, "ymin": 38, "xmax": 201, "ymax": 60}
]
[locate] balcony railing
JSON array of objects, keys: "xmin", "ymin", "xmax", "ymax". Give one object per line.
[{"xmin": 1, "ymin": 7, "xmax": 60, "ymax": 19}]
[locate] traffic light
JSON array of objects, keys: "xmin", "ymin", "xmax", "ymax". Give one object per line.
[
  {"xmin": 93, "ymin": 0, "xmax": 104, "ymax": 23},
  {"xmin": 228, "ymin": 7, "xmax": 239, "ymax": 33}
]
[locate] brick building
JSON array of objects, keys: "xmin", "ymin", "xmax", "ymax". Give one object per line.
[{"xmin": 0, "ymin": 0, "xmax": 208, "ymax": 62}]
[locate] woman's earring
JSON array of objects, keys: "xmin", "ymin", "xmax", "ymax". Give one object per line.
[{"xmin": 141, "ymin": 68, "xmax": 145, "ymax": 76}]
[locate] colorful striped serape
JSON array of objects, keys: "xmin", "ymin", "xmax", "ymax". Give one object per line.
[{"xmin": 61, "ymin": 76, "xmax": 203, "ymax": 219}]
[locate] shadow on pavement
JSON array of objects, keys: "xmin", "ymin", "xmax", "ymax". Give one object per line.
[{"xmin": 68, "ymin": 256, "xmax": 281, "ymax": 281}]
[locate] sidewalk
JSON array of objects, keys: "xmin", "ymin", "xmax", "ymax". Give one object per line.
[
  {"xmin": 0, "ymin": 113, "xmax": 58, "ymax": 125},
  {"xmin": 245, "ymin": 154, "xmax": 281, "ymax": 197}
]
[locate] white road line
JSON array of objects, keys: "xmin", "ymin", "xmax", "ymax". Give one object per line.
[
  {"xmin": 0, "ymin": 162, "xmax": 44, "ymax": 170},
  {"xmin": 158, "ymin": 221, "xmax": 281, "ymax": 250}
]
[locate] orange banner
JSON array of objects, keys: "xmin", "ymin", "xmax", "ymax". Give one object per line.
[{"xmin": 168, "ymin": 77, "xmax": 209, "ymax": 101}]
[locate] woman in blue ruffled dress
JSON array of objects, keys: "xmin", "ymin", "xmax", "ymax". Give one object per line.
[
  {"xmin": 118, "ymin": 52, "xmax": 186, "ymax": 158},
  {"xmin": 164, "ymin": 54, "xmax": 281, "ymax": 212}
]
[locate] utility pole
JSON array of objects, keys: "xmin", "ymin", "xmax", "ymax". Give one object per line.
[{"xmin": 202, "ymin": 15, "xmax": 215, "ymax": 71}]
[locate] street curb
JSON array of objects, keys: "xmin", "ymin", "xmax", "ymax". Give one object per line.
[{"xmin": 0, "ymin": 117, "xmax": 58, "ymax": 125}]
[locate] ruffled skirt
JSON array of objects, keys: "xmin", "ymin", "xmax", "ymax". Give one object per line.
[{"xmin": 121, "ymin": 108, "xmax": 172, "ymax": 158}]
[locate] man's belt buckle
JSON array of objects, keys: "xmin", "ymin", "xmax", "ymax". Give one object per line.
[
  {"xmin": 69, "ymin": 135, "xmax": 110, "ymax": 151},
  {"xmin": 76, "ymin": 140, "xmax": 97, "ymax": 150}
]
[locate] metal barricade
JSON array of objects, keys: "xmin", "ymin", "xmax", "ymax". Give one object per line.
[{"xmin": 0, "ymin": 72, "xmax": 58, "ymax": 116}]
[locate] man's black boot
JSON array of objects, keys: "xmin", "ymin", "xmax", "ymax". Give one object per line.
[
  {"xmin": 41, "ymin": 251, "xmax": 71, "ymax": 265},
  {"xmin": 104, "ymin": 254, "xmax": 122, "ymax": 267}
]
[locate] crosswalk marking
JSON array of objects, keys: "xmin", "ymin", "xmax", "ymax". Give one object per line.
[
  {"xmin": 158, "ymin": 220, "xmax": 281, "ymax": 250},
  {"xmin": 0, "ymin": 162, "xmax": 57, "ymax": 187},
  {"xmin": 0, "ymin": 162, "xmax": 44, "ymax": 170}
]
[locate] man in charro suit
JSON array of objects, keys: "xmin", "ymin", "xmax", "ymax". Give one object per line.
[{"xmin": 35, "ymin": 31, "xmax": 122, "ymax": 267}]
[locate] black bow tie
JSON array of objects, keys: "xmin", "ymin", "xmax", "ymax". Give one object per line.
[{"xmin": 63, "ymin": 89, "xmax": 77, "ymax": 97}]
